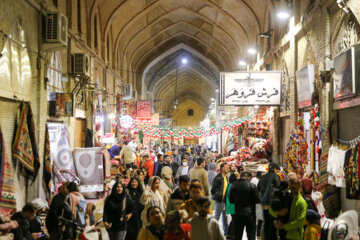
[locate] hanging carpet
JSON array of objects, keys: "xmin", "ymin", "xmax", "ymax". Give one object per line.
[
  {"xmin": 73, "ymin": 148, "xmax": 104, "ymax": 193},
  {"xmin": 43, "ymin": 125, "xmax": 52, "ymax": 195},
  {"xmin": 0, "ymin": 127, "xmax": 16, "ymax": 211},
  {"xmin": 99, "ymin": 148, "xmax": 111, "ymax": 182},
  {"xmin": 12, "ymin": 103, "xmax": 40, "ymax": 180},
  {"xmin": 52, "ymin": 125, "xmax": 78, "ymax": 183}
]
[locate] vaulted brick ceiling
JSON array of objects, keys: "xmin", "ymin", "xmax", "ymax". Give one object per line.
[{"xmin": 91, "ymin": 0, "xmax": 273, "ymax": 125}]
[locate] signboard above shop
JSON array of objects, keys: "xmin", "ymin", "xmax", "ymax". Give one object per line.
[
  {"xmin": 219, "ymin": 71, "xmax": 282, "ymax": 106},
  {"xmin": 136, "ymin": 100, "xmax": 152, "ymax": 118}
]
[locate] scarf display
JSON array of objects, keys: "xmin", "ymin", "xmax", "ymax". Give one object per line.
[
  {"xmin": 43, "ymin": 125, "xmax": 52, "ymax": 194},
  {"xmin": 0, "ymin": 127, "xmax": 16, "ymax": 211},
  {"xmin": 12, "ymin": 103, "xmax": 40, "ymax": 180},
  {"xmin": 283, "ymin": 130, "xmax": 308, "ymax": 176}
]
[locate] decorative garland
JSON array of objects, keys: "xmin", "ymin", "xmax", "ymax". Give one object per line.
[{"xmin": 129, "ymin": 116, "xmax": 253, "ymax": 139}]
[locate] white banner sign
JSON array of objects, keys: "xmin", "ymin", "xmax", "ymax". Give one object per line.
[{"xmin": 219, "ymin": 71, "xmax": 282, "ymax": 106}]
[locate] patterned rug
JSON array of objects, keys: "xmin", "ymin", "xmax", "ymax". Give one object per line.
[
  {"xmin": 12, "ymin": 103, "xmax": 35, "ymax": 173},
  {"xmin": 0, "ymin": 127, "xmax": 16, "ymax": 211},
  {"xmin": 73, "ymin": 148, "xmax": 104, "ymax": 193},
  {"xmin": 26, "ymin": 103, "xmax": 40, "ymax": 181},
  {"xmin": 43, "ymin": 125, "xmax": 52, "ymax": 195},
  {"xmin": 99, "ymin": 148, "xmax": 111, "ymax": 182},
  {"xmin": 52, "ymin": 125, "xmax": 77, "ymax": 183}
]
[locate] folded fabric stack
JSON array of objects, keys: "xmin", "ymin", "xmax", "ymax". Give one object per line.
[{"xmin": 0, "ymin": 213, "xmax": 18, "ymax": 240}]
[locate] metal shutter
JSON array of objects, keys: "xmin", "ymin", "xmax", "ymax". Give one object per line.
[
  {"xmin": 337, "ymin": 106, "xmax": 360, "ymax": 220},
  {"xmin": 338, "ymin": 106, "xmax": 360, "ymax": 140}
]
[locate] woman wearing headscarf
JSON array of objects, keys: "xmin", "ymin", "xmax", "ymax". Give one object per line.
[
  {"xmin": 134, "ymin": 169, "xmax": 146, "ymax": 190},
  {"xmin": 301, "ymin": 178, "xmax": 318, "ymax": 212},
  {"xmin": 125, "ymin": 177, "xmax": 145, "ymax": 240},
  {"xmin": 140, "ymin": 176, "xmax": 167, "ymax": 226},
  {"xmin": 103, "ymin": 181, "xmax": 135, "ymax": 240}
]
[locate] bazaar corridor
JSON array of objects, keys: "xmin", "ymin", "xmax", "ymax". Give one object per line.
[{"xmin": 1, "ymin": 0, "xmax": 360, "ymax": 239}]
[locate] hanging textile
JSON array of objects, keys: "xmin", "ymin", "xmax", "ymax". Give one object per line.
[
  {"xmin": 327, "ymin": 143, "xmax": 349, "ymax": 188},
  {"xmin": 26, "ymin": 104, "xmax": 40, "ymax": 181},
  {"xmin": 43, "ymin": 125, "xmax": 52, "ymax": 194},
  {"xmin": 345, "ymin": 143, "xmax": 360, "ymax": 199},
  {"xmin": 283, "ymin": 130, "xmax": 308, "ymax": 176},
  {"xmin": 0, "ymin": 127, "xmax": 16, "ymax": 211},
  {"xmin": 99, "ymin": 148, "xmax": 111, "ymax": 182},
  {"xmin": 73, "ymin": 148, "xmax": 104, "ymax": 193},
  {"xmin": 52, "ymin": 125, "xmax": 78, "ymax": 183},
  {"xmin": 12, "ymin": 103, "xmax": 40, "ymax": 180}
]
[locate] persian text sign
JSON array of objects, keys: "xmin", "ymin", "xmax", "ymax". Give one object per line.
[
  {"xmin": 219, "ymin": 71, "xmax": 282, "ymax": 106},
  {"xmin": 136, "ymin": 100, "xmax": 152, "ymax": 118}
]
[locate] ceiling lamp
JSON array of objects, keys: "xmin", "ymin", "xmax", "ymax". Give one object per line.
[
  {"xmin": 277, "ymin": 10, "xmax": 290, "ymax": 19},
  {"xmin": 247, "ymin": 47, "xmax": 257, "ymax": 55},
  {"xmin": 181, "ymin": 58, "xmax": 188, "ymax": 64},
  {"xmin": 258, "ymin": 29, "xmax": 273, "ymax": 38},
  {"xmin": 238, "ymin": 60, "xmax": 247, "ymax": 66}
]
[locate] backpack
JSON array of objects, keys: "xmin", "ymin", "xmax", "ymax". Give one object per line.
[
  {"xmin": 320, "ymin": 220, "xmax": 330, "ymax": 240},
  {"xmin": 260, "ymin": 175, "xmax": 274, "ymax": 205}
]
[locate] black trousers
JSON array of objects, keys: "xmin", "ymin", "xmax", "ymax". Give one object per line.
[
  {"xmin": 232, "ymin": 214, "xmax": 256, "ymax": 240},
  {"xmin": 257, "ymin": 219, "xmax": 263, "ymax": 237},
  {"xmin": 263, "ymin": 209, "xmax": 278, "ymax": 240}
]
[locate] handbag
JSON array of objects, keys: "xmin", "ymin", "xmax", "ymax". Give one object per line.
[{"xmin": 320, "ymin": 220, "xmax": 330, "ymax": 240}]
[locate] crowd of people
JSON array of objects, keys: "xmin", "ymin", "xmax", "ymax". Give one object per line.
[{"xmin": 5, "ymin": 140, "xmax": 324, "ymax": 240}]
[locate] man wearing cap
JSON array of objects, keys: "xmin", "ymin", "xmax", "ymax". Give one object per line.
[{"xmin": 258, "ymin": 162, "xmax": 281, "ymax": 240}]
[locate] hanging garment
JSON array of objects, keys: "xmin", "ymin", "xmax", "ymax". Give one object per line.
[
  {"xmin": 327, "ymin": 144, "xmax": 348, "ymax": 188},
  {"xmin": 0, "ymin": 127, "xmax": 16, "ymax": 211},
  {"xmin": 43, "ymin": 125, "xmax": 52, "ymax": 194},
  {"xmin": 345, "ymin": 143, "xmax": 360, "ymax": 199}
]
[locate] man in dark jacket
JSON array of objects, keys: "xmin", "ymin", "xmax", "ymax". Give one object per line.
[
  {"xmin": 11, "ymin": 203, "xmax": 36, "ymax": 240},
  {"xmin": 165, "ymin": 175, "xmax": 190, "ymax": 213},
  {"xmin": 211, "ymin": 162, "xmax": 229, "ymax": 234},
  {"xmin": 258, "ymin": 162, "xmax": 281, "ymax": 240},
  {"xmin": 45, "ymin": 182, "xmax": 72, "ymax": 238},
  {"xmin": 157, "ymin": 155, "xmax": 178, "ymax": 178},
  {"xmin": 229, "ymin": 171, "xmax": 260, "ymax": 240}
]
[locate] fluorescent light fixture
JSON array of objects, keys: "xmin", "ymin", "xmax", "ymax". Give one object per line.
[
  {"xmin": 247, "ymin": 47, "xmax": 257, "ymax": 55},
  {"xmin": 181, "ymin": 58, "xmax": 188, "ymax": 64},
  {"xmin": 215, "ymin": 88, "xmax": 219, "ymax": 92},
  {"xmin": 277, "ymin": 10, "xmax": 290, "ymax": 19},
  {"xmin": 108, "ymin": 113, "xmax": 115, "ymax": 119},
  {"xmin": 239, "ymin": 60, "xmax": 247, "ymax": 66},
  {"xmin": 211, "ymin": 98, "xmax": 215, "ymax": 101}
]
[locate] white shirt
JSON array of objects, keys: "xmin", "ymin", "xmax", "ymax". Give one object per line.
[
  {"xmin": 181, "ymin": 166, "xmax": 189, "ymax": 175},
  {"xmin": 128, "ymin": 141, "xmax": 137, "ymax": 152}
]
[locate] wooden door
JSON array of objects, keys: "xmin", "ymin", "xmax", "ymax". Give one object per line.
[{"xmin": 75, "ymin": 118, "xmax": 86, "ymax": 147}]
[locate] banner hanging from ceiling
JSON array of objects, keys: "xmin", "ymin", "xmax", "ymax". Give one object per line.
[
  {"xmin": 136, "ymin": 100, "xmax": 152, "ymax": 118},
  {"xmin": 219, "ymin": 71, "xmax": 282, "ymax": 106}
]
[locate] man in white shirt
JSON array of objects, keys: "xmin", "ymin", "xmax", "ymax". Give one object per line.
[{"xmin": 128, "ymin": 138, "xmax": 137, "ymax": 152}]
